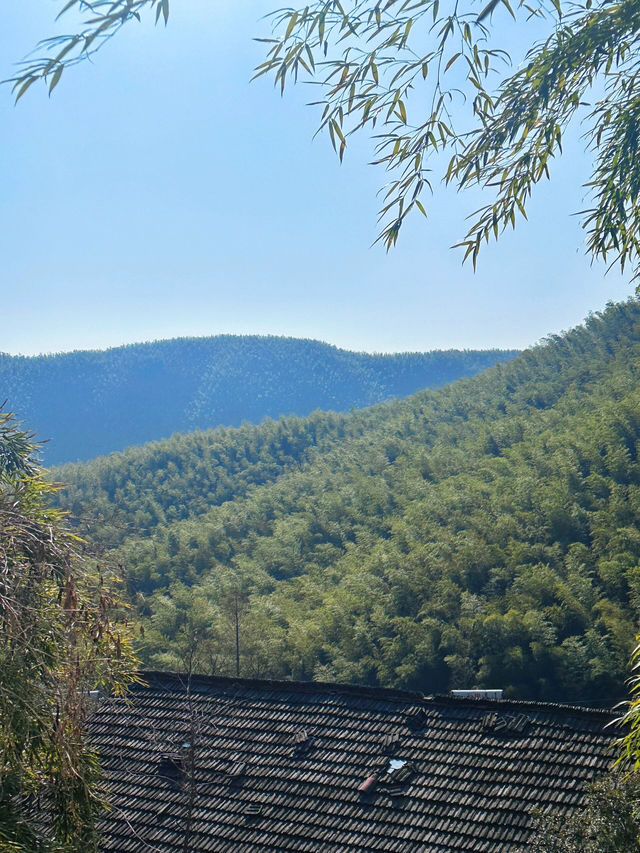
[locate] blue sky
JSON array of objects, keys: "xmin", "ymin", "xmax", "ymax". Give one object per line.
[{"xmin": 0, "ymin": 0, "xmax": 634, "ymax": 356}]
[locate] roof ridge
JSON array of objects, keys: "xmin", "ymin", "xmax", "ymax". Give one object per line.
[
  {"xmin": 135, "ymin": 671, "xmax": 617, "ymax": 721},
  {"xmin": 432, "ymin": 693, "xmax": 617, "ymax": 721},
  {"xmin": 136, "ymin": 670, "xmax": 425, "ymax": 704}
]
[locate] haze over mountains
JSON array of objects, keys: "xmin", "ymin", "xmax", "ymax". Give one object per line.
[
  {"xmin": 53, "ymin": 300, "xmax": 640, "ymax": 704},
  {"xmin": 0, "ymin": 336, "xmax": 518, "ymax": 465}
]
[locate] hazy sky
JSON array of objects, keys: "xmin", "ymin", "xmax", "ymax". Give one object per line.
[{"xmin": 0, "ymin": 0, "xmax": 634, "ymax": 356}]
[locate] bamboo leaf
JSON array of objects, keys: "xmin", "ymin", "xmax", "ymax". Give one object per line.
[
  {"xmin": 476, "ymin": 0, "xmax": 501, "ymax": 23},
  {"xmin": 49, "ymin": 66, "xmax": 63, "ymax": 95},
  {"xmin": 444, "ymin": 52, "xmax": 461, "ymax": 73},
  {"xmin": 14, "ymin": 77, "xmax": 37, "ymax": 104},
  {"xmin": 55, "ymin": 0, "xmax": 79, "ymax": 21},
  {"xmin": 285, "ymin": 12, "xmax": 299, "ymax": 40}
]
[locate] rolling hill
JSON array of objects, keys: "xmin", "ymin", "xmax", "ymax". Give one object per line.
[
  {"xmin": 51, "ymin": 300, "xmax": 640, "ymax": 703},
  {"xmin": 0, "ymin": 337, "xmax": 517, "ymax": 464}
]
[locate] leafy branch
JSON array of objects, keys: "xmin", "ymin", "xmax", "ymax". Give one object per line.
[
  {"xmin": 253, "ymin": 0, "xmax": 553, "ymax": 249},
  {"xmin": 0, "ymin": 408, "xmax": 138, "ymax": 851},
  {"xmin": 5, "ymin": 0, "xmax": 169, "ymax": 102},
  {"xmin": 255, "ymin": 0, "xmax": 640, "ymax": 277},
  {"xmin": 8, "ymin": 0, "xmax": 640, "ymax": 277}
]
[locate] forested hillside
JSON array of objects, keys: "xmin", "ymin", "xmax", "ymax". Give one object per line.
[
  {"xmin": 0, "ymin": 337, "xmax": 516, "ymax": 464},
  {"xmin": 53, "ymin": 301, "xmax": 640, "ymax": 703}
]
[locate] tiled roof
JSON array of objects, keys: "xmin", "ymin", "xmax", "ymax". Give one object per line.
[{"xmin": 90, "ymin": 671, "xmax": 618, "ymax": 852}]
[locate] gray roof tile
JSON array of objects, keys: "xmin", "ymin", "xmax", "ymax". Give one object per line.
[{"xmin": 91, "ymin": 672, "xmax": 617, "ymax": 852}]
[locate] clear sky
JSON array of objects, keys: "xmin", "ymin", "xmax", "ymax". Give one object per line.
[{"xmin": 0, "ymin": 0, "xmax": 634, "ymax": 356}]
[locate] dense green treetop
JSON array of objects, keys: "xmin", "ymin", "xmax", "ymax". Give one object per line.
[
  {"xmin": 0, "ymin": 335, "xmax": 516, "ymax": 464},
  {"xmin": 53, "ymin": 299, "xmax": 640, "ymax": 703}
]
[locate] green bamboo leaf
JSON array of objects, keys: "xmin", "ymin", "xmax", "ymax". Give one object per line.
[
  {"xmin": 55, "ymin": 0, "xmax": 79, "ymax": 21},
  {"xmin": 500, "ymin": 0, "xmax": 516, "ymax": 21},
  {"xmin": 444, "ymin": 52, "xmax": 461, "ymax": 73},
  {"xmin": 305, "ymin": 44, "xmax": 316, "ymax": 71},
  {"xmin": 14, "ymin": 77, "xmax": 37, "ymax": 104},
  {"xmin": 515, "ymin": 197, "xmax": 528, "ymax": 219},
  {"xmin": 285, "ymin": 12, "xmax": 299, "ymax": 40},
  {"xmin": 332, "ymin": 119, "xmax": 346, "ymax": 145},
  {"xmin": 476, "ymin": 0, "xmax": 501, "ymax": 23},
  {"xmin": 49, "ymin": 66, "xmax": 63, "ymax": 95}
]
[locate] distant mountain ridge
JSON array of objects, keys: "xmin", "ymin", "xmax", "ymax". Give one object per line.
[{"xmin": 0, "ymin": 335, "xmax": 518, "ymax": 464}]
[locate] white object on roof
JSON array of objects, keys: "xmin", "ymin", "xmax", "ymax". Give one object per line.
[{"xmin": 451, "ymin": 689, "xmax": 503, "ymax": 700}]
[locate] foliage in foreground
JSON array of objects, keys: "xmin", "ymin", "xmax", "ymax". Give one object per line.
[
  {"xmin": 11, "ymin": 0, "xmax": 640, "ymax": 276},
  {"xmin": 0, "ymin": 411, "xmax": 137, "ymax": 852},
  {"xmin": 256, "ymin": 0, "xmax": 640, "ymax": 276},
  {"xmin": 615, "ymin": 638, "xmax": 640, "ymax": 774},
  {"xmin": 527, "ymin": 771, "xmax": 640, "ymax": 852}
]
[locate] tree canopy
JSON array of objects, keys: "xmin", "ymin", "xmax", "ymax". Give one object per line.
[
  {"xmin": 528, "ymin": 770, "xmax": 640, "ymax": 852},
  {"xmin": 0, "ymin": 338, "xmax": 517, "ymax": 465},
  {"xmin": 0, "ymin": 410, "xmax": 137, "ymax": 852},
  {"xmin": 50, "ymin": 300, "xmax": 640, "ymax": 702},
  {"xmin": 9, "ymin": 0, "xmax": 640, "ymax": 277}
]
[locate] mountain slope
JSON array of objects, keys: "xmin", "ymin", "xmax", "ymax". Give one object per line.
[
  {"xmin": 0, "ymin": 336, "xmax": 517, "ymax": 464},
  {"xmin": 53, "ymin": 300, "xmax": 640, "ymax": 703}
]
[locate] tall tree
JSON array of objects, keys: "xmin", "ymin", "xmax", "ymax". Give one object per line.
[{"xmin": 0, "ymin": 410, "xmax": 137, "ymax": 852}]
